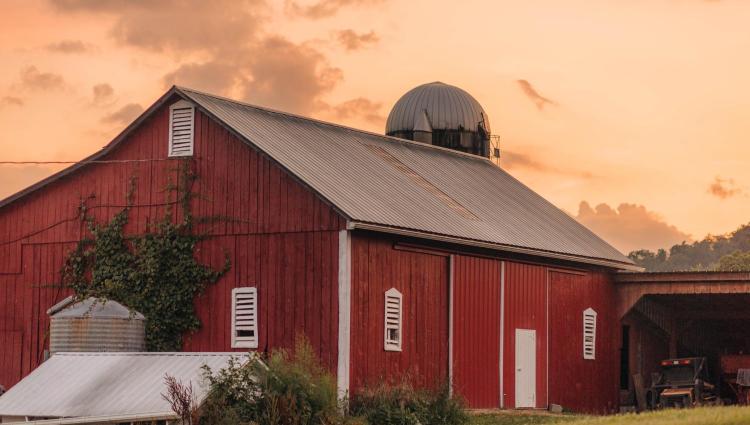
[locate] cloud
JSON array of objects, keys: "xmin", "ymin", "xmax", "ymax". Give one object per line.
[
  {"xmin": 501, "ymin": 149, "xmax": 593, "ymax": 179},
  {"xmin": 92, "ymin": 83, "xmax": 114, "ymax": 105},
  {"xmin": 516, "ymin": 79, "xmax": 558, "ymax": 110},
  {"xmin": 52, "ymin": 0, "xmax": 266, "ymax": 55},
  {"xmin": 101, "ymin": 103, "xmax": 144, "ymax": 125},
  {"xmin": 45, "ymin": 40, "xmax": 92, "ymax": 53},
  {"xmin": 285, "ymin": 0, "xmax": 385, "ymax": 19},
  {"xmin": 54, "ymin": 0, "xmax": 343, "ymax": 117},
  {"xmin": 1, "ymin": 96, "xmax": 24, "ymax": 107},
  {"xmin": 575, "ymin": 201, "xmax": 691, "ymax": 253},
  {"xmin": 243, "ymin": 37, "xmax": 343, "ymax": 114},
  {"xmin": 324, "ymin": 97, "xmax": 385, "ymax": 125},
  {"xmin": 708, "ymin": 176, "xmax": 743, "ymax": 199},
  {"xmin": 163, "ymin": 60, "xmax": 244, "ymax": 96},
  {"xmin": 17, "ymin": 66, "xmax": 65, "ymax": 91},
  {"xmin": 335, "ymin": 29, "xmax": 379, "ymax": 51}
]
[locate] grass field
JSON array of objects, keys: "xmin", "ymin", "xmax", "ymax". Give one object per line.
[{"xmin": 468, "ymin": 406, "xmax": 750, "ymax": 425}]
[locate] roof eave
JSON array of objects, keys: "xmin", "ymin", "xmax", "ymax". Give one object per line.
[{"xmin": 347, "ymin": 221, "xmax": 642, "ymax": 272}]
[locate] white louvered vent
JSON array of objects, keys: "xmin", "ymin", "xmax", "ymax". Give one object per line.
[
  {"xmin": 168, "ymin": 100, "xmax": 195, "ymax": 157},
  {"xmin": 583, "ymin": 307, "xmax": 597, "ymax": 360},
  {"xmin": 232, "ymin": 287, "xmax": 258, "ymax": 349},
  {"xmin": 384, "ymin": 288, "xmax": 403, "ymax": 352}
]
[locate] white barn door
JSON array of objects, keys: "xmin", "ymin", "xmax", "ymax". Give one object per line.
[{"xmin": 515, "ymin": 329, "xmax": 536, "ymax": 408}]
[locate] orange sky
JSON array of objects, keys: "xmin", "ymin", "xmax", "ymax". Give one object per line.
[{"xmin": 1, "ymin": 0, "xmax": 749, "ymax": 254}]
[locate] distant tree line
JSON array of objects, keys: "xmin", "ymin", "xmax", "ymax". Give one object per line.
[{"xmin": 628, "ymin": 223, "xmax": 750, "ymax": 272}]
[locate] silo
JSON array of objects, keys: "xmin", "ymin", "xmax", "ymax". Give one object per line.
[{"xmin": 48, "ymin": 297, "xmax": 145, "ymax": 354}]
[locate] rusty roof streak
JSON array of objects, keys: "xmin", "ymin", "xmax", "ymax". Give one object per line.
[{"xmin": 364, "ymin": 144, "xmax": 479, "ymax": 221}]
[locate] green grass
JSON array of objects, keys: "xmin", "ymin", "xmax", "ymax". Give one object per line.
[
  {"xmin": 467, "ymin": 406, "xmax": 750, "ymax": 425},
  {"xmin": 468, "ymin": 412, "xmax": 580, "ymax": 425}
]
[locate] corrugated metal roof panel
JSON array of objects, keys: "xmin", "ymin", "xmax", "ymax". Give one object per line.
[
  {"xmin": 177, "ymin": 87, "xmax": 632, "ymax": 268},
  {"xmin": 0, "ymin": 352, "xmax": 247, "ymax": 418}
]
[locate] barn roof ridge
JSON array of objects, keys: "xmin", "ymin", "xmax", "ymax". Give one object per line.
[{"xmin": 174, "ymin": 86, "xmax": 493, "ymax": 163}]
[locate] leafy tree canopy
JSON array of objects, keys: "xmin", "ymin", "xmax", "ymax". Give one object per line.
[{"xmin": 628, "ymin": 223, "xmax": 750, "ymax": 272}]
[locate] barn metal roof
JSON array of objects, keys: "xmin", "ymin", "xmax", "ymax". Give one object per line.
[
  {"xmin": 0, "ymin": 352, "xmax": 247, "ymax": 418},
  {"xmin": 385, "ymin": 82, "xmax": 491, "ymax": 134},
  {"xmin": 177, "ymin": 87, "xmax": 634, "ymax": 269}
]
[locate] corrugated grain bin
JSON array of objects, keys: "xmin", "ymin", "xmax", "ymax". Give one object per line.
[{"xmin": 48, "ymin": 297, "xmax": 145, "ymax": 354}]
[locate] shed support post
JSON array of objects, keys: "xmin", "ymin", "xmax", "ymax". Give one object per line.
[{"xmin": 337, "ymin": 230, "xmax": 352, "ymax": 403}]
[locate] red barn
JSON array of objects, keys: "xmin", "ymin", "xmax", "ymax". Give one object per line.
[{"xmin": 0, "ymin": 83, "xmax": 636, "ymax": 413}]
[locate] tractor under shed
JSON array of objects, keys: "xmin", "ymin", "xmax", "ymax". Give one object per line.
[{"xmin": 615, "ymin": 271, "xmax": 750, "ymax": 406}]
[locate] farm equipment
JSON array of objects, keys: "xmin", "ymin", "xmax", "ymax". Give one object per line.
[
  {"xmin": 649, "ymin": 357, "xmax": 718, "ymax": 408},
  {"xmin": 720, "ymin": 354, "xmax": 750, "ymax": 405}
]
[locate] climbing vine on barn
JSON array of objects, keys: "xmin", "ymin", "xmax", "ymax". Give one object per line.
[{"xmin": 62, "ymin": 161, "xmax": 230, "ymax": 351}]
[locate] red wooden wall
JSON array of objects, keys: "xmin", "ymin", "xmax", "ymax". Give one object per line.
[
  {"xmin": 452, "ymin": 255, "xmax": 501, "ymax": 408},
  {"xmin": 548, "ymin": 270, "xmax": 618, "ymax": 414},
  {"xmin": 349, "ymin": 235, "xmax": 449, "ymax": 392},
  {"xmin": 503, "ymin": 261, "xmax": 548, "ymax": 409},
  {"xmin": 0, "ymin": 97, "xmax": 344, "ymax": 388}
]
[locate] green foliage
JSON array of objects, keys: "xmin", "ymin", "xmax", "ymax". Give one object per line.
[
  {"xmin": 628, "ymin": 223, "xmax": 750, "ymax": 272},
  {"xmin": 467, "ymin": 413, "xmax": 577, "ymax": 425},
  {"xmin": 716, "ymin": 250, "xmax": 750, "ymax": 271},
  {"xmin": 62, "ymin": 162, "xmax": 229, "ymax": 351},
  {"xmin": 350, "ymin": 381, "xmax": 468, "ymax": 425},
  {"xmin": 201, "ymin": 335, "xmax": 342, "ymax": 425}
]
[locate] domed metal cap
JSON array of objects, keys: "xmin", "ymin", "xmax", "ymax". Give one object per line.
[{"xmin": 385, "ymin": 81, "xmax": 490, "ymax": 135}]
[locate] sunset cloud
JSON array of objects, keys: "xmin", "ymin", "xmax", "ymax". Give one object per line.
[
  {"xmin": 516, "ymin": 79, "xmax": 558, "ymax": 110},
  {"xmin": 327, "ymin": 97, "xmax": 385, "ymax": 124},
  {"xmin": 243, "ymin": 37, "xmax": 343, "ymax": 114},
  {"xmin": 285, "ymin": 0, "xmax": 385, "ymax": 19},
  {"xmin": 101, "ymin": 103, "xmax": 144, "ymax": 126},
  {"xmin": 576, "ymin": 201, "xmax": 691, "ymax": 253},
  {"xmin": 54, "ymin": 0, "xmax": 343, "ymax": 117},
  {"xmin": 52, "ymin": 0, "xmax": 266, "ymax": 54},
  {"xmin": 45, "ymin": 40, "xmax": 92, "ymax": 53},
  {"xmin": 1, "ymin": 96, "xmax": 24, "ymax": 107},
  {"xmin": 708, "ymin": 176, "xmax": 743, "ymax": 199},
  {"xmin": 335, "ymin": 29, "xmax": 379, "ymax": 51},
  {"xmin": 163, "ymin": 61, "xmax": 242, "ymax": 96},
  {"xmin": 18, "ymin": 66, "xmax": 65, "ymax": 91},
  {"xmin": 501, "ymin": 150, "xmax": 592, "ymax": 179},
  {"xmin": 92, "ymin": 83, "xmax": 114, "ymax": 105}
]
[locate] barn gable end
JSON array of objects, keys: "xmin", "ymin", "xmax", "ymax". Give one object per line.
[{"xmin": 0, "ymin": 94, "xmax": 345, "ymax": 388}]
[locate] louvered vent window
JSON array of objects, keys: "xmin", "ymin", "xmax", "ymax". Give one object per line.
[
  {"xmin": 583, "ymin": 307, "xmax": 597, "ymax": 360},
  {"xmin": 232, "ymin": 287, "xmax": 258, "ymax": 349},
  {"xmin": 384, "ymin": 288, "xmax": 403, "ymax": 352},
  {"xmin": 168, "ymin": 100, "xmax": 195, "ymax": 157}
]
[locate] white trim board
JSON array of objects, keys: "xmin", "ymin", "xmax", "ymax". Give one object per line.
[{"xmin": 336, "ymin": 230, "xmax": 352, "ymax": 400}]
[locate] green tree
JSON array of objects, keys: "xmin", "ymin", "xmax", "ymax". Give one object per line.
[{"xmin": 717, "ymin": 250, "xmax": 750, "ymax": 272}]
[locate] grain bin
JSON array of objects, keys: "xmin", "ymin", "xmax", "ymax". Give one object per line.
[{"xmin": 48, "ymin": 297, "xmax": 145, "ymax": 354}]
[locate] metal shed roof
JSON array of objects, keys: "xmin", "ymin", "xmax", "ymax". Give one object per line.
[
  {"xmin": 177, "ymin": 87, "xmax": 634, "ymax": 269},
  {"xmin": 0, "ymin": 352, "xmax": 246, "ymax": 418}
]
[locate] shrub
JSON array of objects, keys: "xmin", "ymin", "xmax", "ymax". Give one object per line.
[
  {"xmin": 200, "ymin": 335, "xmax": 342, "ymax": 425},
  {"xmin": 350, "ymin": 381, "xmax": 468, "ymax": 425}
]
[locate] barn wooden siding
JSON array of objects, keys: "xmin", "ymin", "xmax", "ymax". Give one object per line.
[
  {"xmin": 548, "ymin": 270, "xmax": 618, "ymax": 414},
  {"xmin": 0, "ymin": 101, "xmax": 344, "ymax": 388},
  {"xmin": 502, "ymin": 261, "xmax": 549, "ymax": 409},
  {"xmin": 349, "ymin": 235, "xmax": 449, "ymax": 392},
  {"xmin": 452, "ymin": 255, "xmax": 502, "ymax": 408}
]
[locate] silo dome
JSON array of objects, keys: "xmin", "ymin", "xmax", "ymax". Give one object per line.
[{"xmin": 386, "ymin": 82, "xmax": 491, "ymax": 157}]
